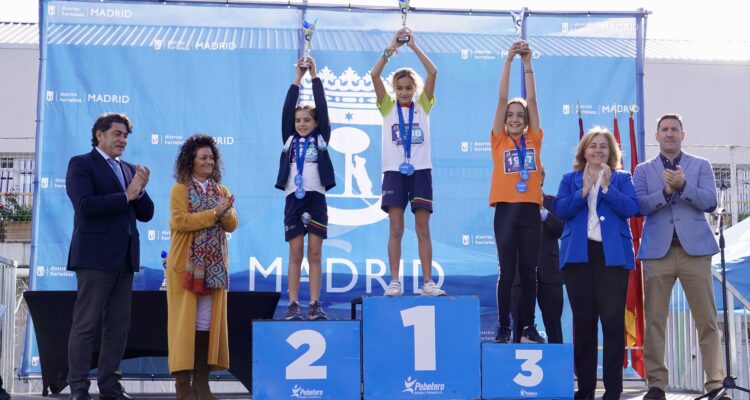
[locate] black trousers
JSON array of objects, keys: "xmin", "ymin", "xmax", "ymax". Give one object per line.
[
  {"xmin": 494, "ymin": 202, "xmax": 541, "ymax": 328},
  {"xmin": 67, "ymin": 266, "xmax": 133, "ymax": 397},
  {"xmin": 511, "ymin": 279, "xmax": 564, "ymax": 343},
  {"xmin": 563, "ymin": 241, "xmax": 629, "ymax": 399}
]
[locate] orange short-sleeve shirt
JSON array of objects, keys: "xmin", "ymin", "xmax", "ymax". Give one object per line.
[{"xmin": 489, "ymin": 128, "xmax": 544, "ymax": 206}]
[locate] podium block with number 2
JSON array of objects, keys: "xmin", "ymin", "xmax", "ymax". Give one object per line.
[
  {"xmin": 252, "ymin": 320, "xmax": 360, "ymax": 400},
  {"xmin": 362, "ymin": 296, "xmax": 481, "ymax": 399},
  {"xmin": 482, "ymin": 343, "xmax": 574, "ymax": 399}
]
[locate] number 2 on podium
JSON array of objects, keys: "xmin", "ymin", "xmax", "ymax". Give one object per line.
[
  {"xmin": 285, "ymin": 329, "xmax": 328, "ymax": 380},
  {"xmin": 401, "ymin": 305, "xmax": 436, "ymax": 371}
]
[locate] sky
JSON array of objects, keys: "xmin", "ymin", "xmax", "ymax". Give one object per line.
[{"xmin": 1, "ymin": 0, "xmax": 749, "ymax": 42}]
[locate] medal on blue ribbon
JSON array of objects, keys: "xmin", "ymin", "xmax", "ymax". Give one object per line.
[
  {"xmin": 511, "ymin": 134, "xmax": 529, "ymax": 191},
  {"xmin": 294, "ymin": 135, "xmax": 312, "ymax": 199},
  {"xmin": 397, "ymin": 102, "xmax": 415, "ymax": 176}
]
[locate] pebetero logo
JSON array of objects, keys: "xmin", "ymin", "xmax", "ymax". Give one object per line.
[
  {"xmin": 461, "ymin": 49, "xmax": 469, "ymax": 60},
  {"xmin": 562, "ymin": 104, "xmax": 570, "ymax": 115},
  {"xmin": 402, "ymin": 376, "xmax": 446, "ymax": 395},
  {"xmin": 152, "ymin": 39, "xmax": 163, "ymax": 50},
  {"xmin": 46, "ymin": 91, "xmax": 55, "ymax": 102},
  {"xmin": 151, "ymin": 134, "xmax": 159, "ymax": 145},
  {"xmin": 561, "ymin": 22, "xmax": 569, "ymax": 32},
  {"xmin": 300, "ymin": 67, "xmax": 387, "ymax": 227},
  {"xmin": 36, "ymin": 266, "xmax": 45, "ymax": 277},
  {"xmin": 290, "ymin": 384, "xmax": 323, "ymax": 399},
  {"xmin": 462, "ymin": 235, "xmax": 470, "ymax": 246},
  {"xmin": 41, "ymin": 177, "xmax": 49, "ymax": 188},
  {"xmin": 47, "ymin": 5, "xmax": 56, "ymax": 16},
  {"xmin": 147, "ymin": 230, "xmax": 156, "ymax": 241}
]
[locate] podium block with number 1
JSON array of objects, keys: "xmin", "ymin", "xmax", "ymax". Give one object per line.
[{"xmin": 362, "ymin": 296, "xmax": 481, "ymax": 399}]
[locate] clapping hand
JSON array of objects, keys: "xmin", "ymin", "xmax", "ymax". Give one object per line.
[
  {"xmin": 126, "ymin": 165, "xmax": 150, "ymax": 201},
  {"xmin": 663, "ymin": 165, "xmax": 685, "ymax": 193},
  {"xmin": 582, "ymin": 163, "xmax": 594, "ymax": 197},
  {"xmin": 214, "ymin": 194, "xmax": 235, "ymax": 217},
  {"xmin": 600, "ymin": 164, "xmax": 611, "ymax": 190}
]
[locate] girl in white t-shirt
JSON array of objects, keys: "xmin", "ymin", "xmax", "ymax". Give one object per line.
[{"xmin": 370, "ymin": 27, "xmax": 445, "ymax": 297}]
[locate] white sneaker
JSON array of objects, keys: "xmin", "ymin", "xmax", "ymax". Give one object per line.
[
  {"xmin": 421, "ymin": 280, "xmax": 446, "ymax": 296},
  {"xmin": 384, "ymin": 280, "xmax": 403, "ymax": 297}
]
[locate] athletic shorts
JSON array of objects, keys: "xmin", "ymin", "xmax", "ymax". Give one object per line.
[
  {"xmin": 284, "ymin": 191, "xmax": 328, "ymax": 241},
  {"xmin": 380, "ymin": 169, "xmax": 433, "ymax": 213}
]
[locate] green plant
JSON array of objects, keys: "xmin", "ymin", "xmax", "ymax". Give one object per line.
[{"xmin": 0, "ymin": 191, "xmax": 33, "ymax": 222}]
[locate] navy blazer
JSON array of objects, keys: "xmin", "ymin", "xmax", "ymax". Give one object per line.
[
  {"xmin": 554, "ymin": 169, "xmax": 639, "ymax": 270},
  {"xmin": 275, "ymin": 77, "xmax": 336, "ymax": 191},
  {"xmin": 66, "ymin": 149, "xmax": 154, "ymax": 271}
]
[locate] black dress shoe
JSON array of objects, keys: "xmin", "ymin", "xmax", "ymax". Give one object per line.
[
  {"xmin": 574, "ymin": 390, "xmax": 594, "ymax": 400},
  {"xmin": 643, "ymin": 386, "xmax": 666, "ymax": 400},
  {"xmin": 99, "ymin": 385, "xmax": 134, "ymax": 400}
]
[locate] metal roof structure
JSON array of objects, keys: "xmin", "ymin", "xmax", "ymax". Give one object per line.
[{"xmin": 2, "ymin": 21, "xmax": 749, "ymax": 62}]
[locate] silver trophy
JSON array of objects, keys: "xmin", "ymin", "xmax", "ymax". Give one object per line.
[
  {"xmin": 299, "ymin": 19, "xmax": 316, "ymax": 69},
  {"xmin": 397, "ymin": 0, "xmax": 411, "ymax": 43},
  {"xmin": 510, "ymin": 9, "xmax": 525, "ymax": 40}
]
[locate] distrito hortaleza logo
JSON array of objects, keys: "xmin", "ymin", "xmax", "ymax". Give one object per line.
[
  {"xmin": 290, "ymin": 384, "xmax": 323, "ymax": 399},
  {"xmin": 402, "ymin": 376, "xmax": 446, "ymax": 395},
  {"xmin": 299, "ymin": 66, "xmax": 388, "ymax": 227}
]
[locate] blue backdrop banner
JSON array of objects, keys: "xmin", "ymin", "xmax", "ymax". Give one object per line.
[{"xmin": 25, "ymin": 0, "xmax": 645, "ymax": 376}]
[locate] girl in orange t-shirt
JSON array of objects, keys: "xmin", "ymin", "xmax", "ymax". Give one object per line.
[{"xmin": 489, "ymin": 40, "xmax": 545, "ymax": 344}]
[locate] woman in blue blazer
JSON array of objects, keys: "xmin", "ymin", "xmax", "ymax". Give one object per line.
[{"xmin": 554, "ymin": 127, "xmax": 639, "ymax": 400}]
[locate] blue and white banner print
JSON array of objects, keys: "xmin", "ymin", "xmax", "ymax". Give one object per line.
[{"xmin": 26, "ymin": 0, "xmax": 644, "ymax": 376}]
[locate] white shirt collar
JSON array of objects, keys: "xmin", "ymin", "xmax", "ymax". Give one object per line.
[{"xmin": 95, "ymin": 146, "xmax": 120, "ymax": 163}]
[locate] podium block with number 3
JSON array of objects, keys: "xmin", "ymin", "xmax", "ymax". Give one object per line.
[
  {"xmin": 252, "ymin": 320, "xmax": 360, "ymax": 400},
  {"xmin": 362, "ymin": 296, "xmax": 481, "ymax": 399},
  {"xmin": 482, "ymin": 343, "xmax": 574, "ymax": 399}
]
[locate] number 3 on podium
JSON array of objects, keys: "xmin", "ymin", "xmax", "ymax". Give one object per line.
[{"xmin": 514, "ymin": 349, "xmax": 543, "ymax": 387}]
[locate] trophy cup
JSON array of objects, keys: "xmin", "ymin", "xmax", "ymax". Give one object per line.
[
  {"xmin": 299, "ymin": 19, "xmax": 316, "ymax": 69},
  {"xmin": 397, "ymin": 0, "xmax": 411, "ymax": 43},
  {"xmin": 510, "ymin": 9, "xmax": 525, "ymax": 40}
]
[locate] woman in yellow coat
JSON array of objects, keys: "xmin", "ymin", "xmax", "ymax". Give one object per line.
[{"xmin": 167, "ymin": 134, "xmax": 238, "ymax": 400}]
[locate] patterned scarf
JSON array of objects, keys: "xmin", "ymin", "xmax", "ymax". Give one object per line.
[{"xmin": 184, "ymin": 178, "xmax": 229, "ymax": 295}]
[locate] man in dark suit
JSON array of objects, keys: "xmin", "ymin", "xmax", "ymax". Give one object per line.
[
  {"xmin": 509, "ymin": 168, "xmax": 565, "ymax": 343},
  {"xmin": 66, "ymin": 113, "xmax": 154, "ymax": 400}
]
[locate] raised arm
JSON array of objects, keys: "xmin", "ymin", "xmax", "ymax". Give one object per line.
[
  {"xmin": 406, "ymin": 29, "xmax": 437, "ymax": 101},
  {"xmin": 492, "ymin": 42, "xmax": 519, "ymax": 136},
  {"xmin": 281, "ymin": 62, "xmax": 306, "ymax": 144},
  {"xmin": 520, "ymin": 41, "xmax": 540, "ymax": 134},
  {"xmin": 371, "ymin": 31, "xmax": 405, "ymax": 105},
  {"xmin": 307, "ymin": 57, "xmax": 331, "ymax": 143}
]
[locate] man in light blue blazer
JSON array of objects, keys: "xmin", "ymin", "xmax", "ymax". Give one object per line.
[{"xmin": 634, "ymin": 114, "xmax": 726, "ymax": 400}]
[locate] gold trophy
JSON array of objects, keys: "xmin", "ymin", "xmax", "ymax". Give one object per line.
[{"xmin": 397, "ymin": 0, "xmax": 411, "ymax": 43}]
